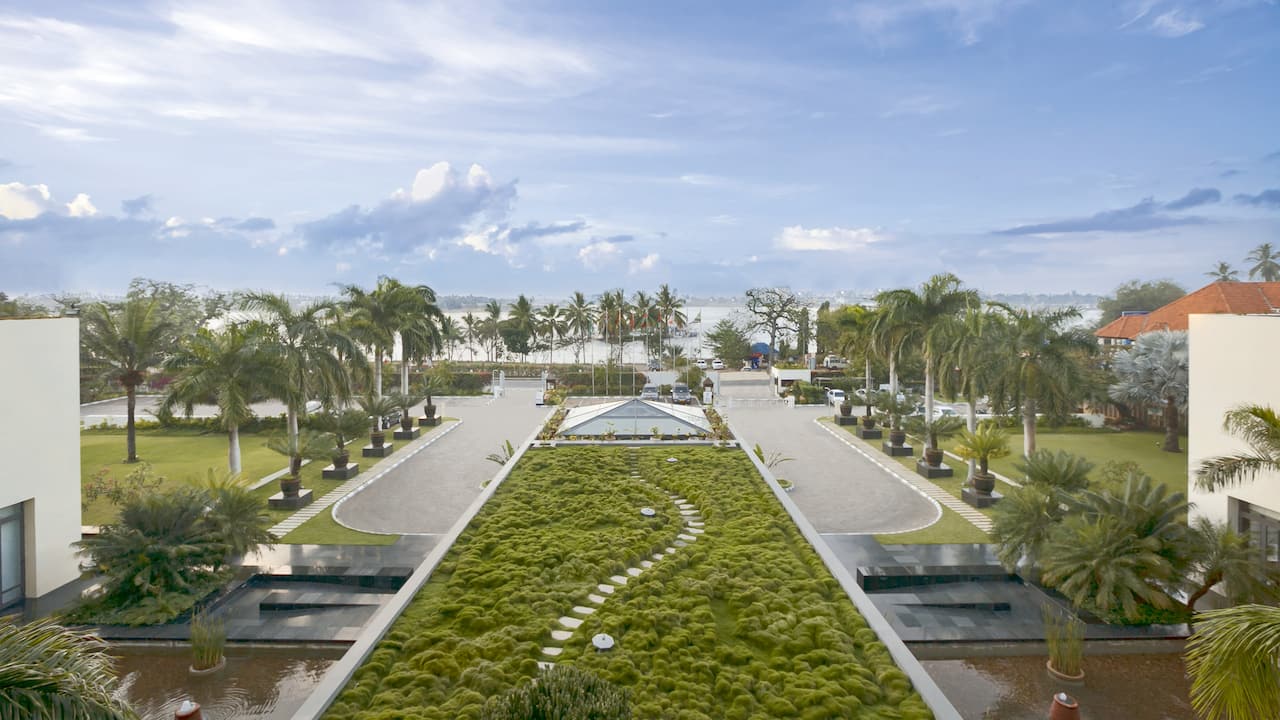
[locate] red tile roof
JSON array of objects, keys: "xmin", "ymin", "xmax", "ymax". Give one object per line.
[{"xmin": 1095, "ymin": 281, "xmax": 1280, "ymax": 340}]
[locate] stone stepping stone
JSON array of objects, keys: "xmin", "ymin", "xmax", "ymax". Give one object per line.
[
  {"xmin": 652, "ymin": 553, "xmax": 664, "ymax": 561},
  {"xmin": 559, "ymin": 616, "xmax": 584, "ymax": 629},
  {"xmin": 610, "ymin": 575, "xmax": 629, "ymax": 585},
  {"xmin": 679, "ymin": 510, "xmax": 698, "ymax": 515},
  {"xmin": 551, "ymin": 630, "xmax": 573, "ymax": 641},
  {"xmin": 572, "ymin": 605, "xmax": 596, "ymax": 615},
  {"xmin": 687, "ymin": 521, "xmax": 704, "ymax": 527},
  {"xmin": 678, "ymin": 533, "xmax": 697, "ymax": 541},
  {"xmin": 665, "ymin": 547, "xmax": 677, "ymax": 554},
  {"xmin": 640, "ymin": 560, "xmax": 654, "ymax": 568},
  {"xmin": 672, "ymin": 497, "xmax": 687, "ymax": 503},
  {"xmin": 542, "ymin": 647, "xmax": 563, "ymax": 657},
  {"xmin": 588, "ymin": 593, "xmax": 607, "ymax": 604},
  {"xmin": 687, "ymin": 527, "xmax": 705, "ymax": 534},
  {"xmin": 678, "ymin": 504, "xmax": 695, "ymax": 510},
  {"xmin": 537, "ymin": 660, "xmax": 556, "ymax": 670},
  {"xmin": 626, "ymin": 567, "xmax": 643, "ymax": 577},
  {"xmin": 597, "ymin": 584, "xmax": 616, "ymax": 594},
  {"xmin": 674, "ymin": 540, "xmax": 688, "ymax": 547}
]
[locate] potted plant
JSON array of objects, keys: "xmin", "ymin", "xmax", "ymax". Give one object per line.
[
  {"xmin": 357, "ymin": 394, "xmax": 400, "ymax": 456},
  {"xmin": 392, "ymin": 392, "xmax": 426, "ymax": 440},
  {"xmin": 265, "ymin": 429, "xmax": 331, "ymax": 508},
  {"xmin": 420, "ymin": 392, "xmax": 439, "ymax": 426},
  {"xmin": 838, "ymin": 396, "xmax": 853, "ymax": 417},
  {"xmin": 906, "ymin": 415, "xmax": 966, "ymax": 469},
  {"xmin": 309, "ymin": 408, "xmax": 368, "ymax": 478},
  {"xmin": 1042, "ymin": 603, "xmax": 1085, "ymax": 682},
  {"xmin": 189, "ymin": 609, "xmax": 226, "ymax": 675},
  {"xmin": 877, "ymin": 393, "xmax": 917, "ymax": 454},
  {"xmin": 651, "ymin": 425, "xmax": 662, "ymax": 441},
  {"xmin": 953, "ymin": 422, "xmax": 1011, "ymax": 496}
]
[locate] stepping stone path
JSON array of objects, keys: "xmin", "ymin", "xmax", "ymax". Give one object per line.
[{"xmin": 541, "ymin": 447, "xmax": 708, "ymax": 661}]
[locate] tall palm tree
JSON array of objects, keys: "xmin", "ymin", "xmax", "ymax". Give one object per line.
[
  {"xmin": 0, "ymin": 618, "xmax": 137, "ymax": 719},
  {"xmin": 564, "ymin": 291, "xmax": 597, "ymax": 364},
  {"xmin": 483, "ymin": 300, "xmax": 503, "ymax": 361},
  {"xmin": 162, "ymin": 325, "xmax": 281, "ymax": 474},
  {"xmin": 340, "ymin": 277, "xmax": 440, "ymax": 397},
  {"xmin": 987, "ymin": 305, "xmax": 1095, "ymax": 457},
  {"xmin": 1206, "ymin": 261, "xmax": 1240, "ymax": 282},
  {"xmin": 461, "ymin": 312, "xmax": 480, "ymax": 362},
  {"xmin": 506, "ymin": 295, "xmax": 538, "ymax": 362},
  {"xmin": 1108, "ymin": 330, "xmax": 1188, "ymax": 452},
  {"xmin": 655, "ymin": 284, "xmax": 687, "ymax": 368},
  {"xmin": 439, "ymin": 315, "xmax": 462, "ymax": 361},
  {"xmin": 1196, "ymin": 404, "xmax": 1280, "ymax": 491},
  {"xmin": 875, "ymin": 273, "xmax": 979, "ymax": 444},
  {"xmin": 836, "ymin": 305, "xmax": 881, "ymax": 418},
  {"xmin": 631, "ymin": 291, "xmax": 658, "ymax": 362},
  {"xmin": 538, "ymin": 303, "xmax": 563, "ymax": 365},
  {"xmin": 394, "ymin": 283, "xmax": 443, "ymax": 394},
  {"xmin": 1183, "ymin": 516, "xmax": 1277, "ymax": 611},
  {"xmin": 80, "ymin": 298, "xmax": 173, "ymax": 463},
  {"xmin": 940, "ymin": 303, "xmax": 1002, "ymax": 476},
  {"xmin": 240, "ymin": 292, "xmax": 360, "ymax": 463},
  {"xmin": 1247, "ymin": 242, "xmax": 1280, "ymax": 282},
  {"xmin": 869, "ymin": 299, "xmax": 913, "ymax": 400}
]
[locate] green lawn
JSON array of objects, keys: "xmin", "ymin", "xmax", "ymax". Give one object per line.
[
  {"xmin": 279, "ymin": 506, "xmax": 400, "ymax": 545},
  {"xmin": 985, "ymin": 428, "xmax": 1189, "ymax": 495},
  {"xmin": 874, "ymin": 504, "xmax": 991, "ymax": 544},
  {"xmin": 81, "ymin": 431, "xmax": 287, "ymax": 525}
]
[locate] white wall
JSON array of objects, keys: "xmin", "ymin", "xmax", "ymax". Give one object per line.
[
  {"xmin": 1188, "ymin": 314, "xmax": 1280, "ymax": 527},
  {"xmin": 0, "ymin": 318, "xmax": 82, "ymax": 597}
]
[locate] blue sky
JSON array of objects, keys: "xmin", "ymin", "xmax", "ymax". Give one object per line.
[{"xmin": 1, "ymin": 0, "xmax": 1277, "ymax": 297}]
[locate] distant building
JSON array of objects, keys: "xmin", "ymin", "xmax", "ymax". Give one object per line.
[
  {"xmin": 1095, "ymin": 281, "xmax": 1280, "ymax": 346},
  {"xmin": 0, "ymin": 318, "xmax": 82, "ymax": 611},
  {"xmin": 1188, "ymin": 313, "xmax": 1280, "ymax": 574}
]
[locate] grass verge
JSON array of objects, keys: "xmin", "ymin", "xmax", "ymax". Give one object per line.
[
  {"xmin": 985, "ymin": 429, "xmax": 1188, "ymax": 495},
  {"xmin": 279, "ymin": 507, "xmax": 399, "ymax": 545}
]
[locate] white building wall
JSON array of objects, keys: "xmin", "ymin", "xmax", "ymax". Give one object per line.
[
  {"xmin": 0, "ymin": 318, "xmax": 82, "ymax": 597},
  {"xmin": 1187, "ymin": 314, "xmax": 1280, "ymax": 527}
]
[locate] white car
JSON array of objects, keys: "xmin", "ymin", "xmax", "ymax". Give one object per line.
[
  {"xmin": 695, "ymin": 359, "xmax": 708, "ymax": 369},
  {"xmin": 711, "ymin": 359, "xmax": 725, "ymax": 370},
  {"xmin": 827, "ymin": 389, "xmax": 846, "ymax": 406}
]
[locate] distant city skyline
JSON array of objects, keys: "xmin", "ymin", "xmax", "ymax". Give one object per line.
[{"xmin": 1, "ymin": 1, "xmax": 1277, "ymax": 296}]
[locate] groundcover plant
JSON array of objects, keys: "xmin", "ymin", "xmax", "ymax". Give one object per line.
[{"xmin": 325, "ymin": 446, "xmax": 929, "ymax": 720}]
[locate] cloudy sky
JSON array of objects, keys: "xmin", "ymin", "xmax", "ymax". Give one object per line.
[{"xmin": 1, "ymin": 0, "xmax": 1277, "ymax": 297}]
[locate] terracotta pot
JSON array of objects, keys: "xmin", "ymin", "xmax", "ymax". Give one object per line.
[
  {"xmin": 189, "ymin": 656, "xmax": 226, "ymax": 677},
  {"xmin": 889, "ymin": 429, "xmax": 906, "ymax": 446},
  {"xmin": 401, "ymin": 417, "xmax": 414, "ymax": 432},
  {"xmin": 332, "ymin": 451, "xmax": 349, "ymax": 470},
  {"xmin": 971, "ymin": 473, "xmax": 996, "ymax": 494},
  {"xmin": 924, "ymin": 448, "xmax": 944, "ymax": 467},
  {"xmin": 371, "ymin": 431, "xmax": 385, "ymax": 448},
  {"xmin": 839, "ymin": 403, "xmax": 853, "ymax": 417},
  {"xmin": 861, "ymin": 416, "xmax": 876, "ymax": 429},
  {"xmin": 1046, "ymin": 661, "xmax": 1085, "ymax": 682},
  {"xmin": 279, "ymin": 477, "xmax": 301, "ymax": 498},
  {"xmin": 424, "ymin": 404, "xmax": 436, "ymax": 419},
  {"xmin": 1048, "ymin": 691, "xmax": 1081, "ymax": 720}
]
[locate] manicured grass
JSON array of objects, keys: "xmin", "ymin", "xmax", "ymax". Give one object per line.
[
  {"xmin": 985, "ymin": 428, "xmax": 1189, "ymax": 495},
  {"xmin": 325, "ymin": 447, "xmax": 930, "ymax": 720},
  {"xmin": 81, "ymin": 431, "xmax": 286, "ymax": 525},
  {"xmin": 279, "ymin": 506, "xmax": 400, "ymax": 545},
  {"xmin": 875, "ymin": 504, "xmax": 991, "ymax": 544}
]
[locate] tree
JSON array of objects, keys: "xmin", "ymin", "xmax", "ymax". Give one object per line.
[
  {"xmin": 706, "ymin": 319, "xmax": 751, "ymax": 365},
  {"xmin": 0, "ymin": 618, "xmax": 137, "ymax": 720},
  {"xmin": 266, "ymin": 429, "xmax": 333, "ymax": 502},
  {"xmin": 439, "ymin": 315, "xmax": 462, "ymax": 361},
  {"xmin": 987, "ymin": 305, "xmax": 1095, "ymax": 457},
  {"xmin": 161, "ymin": 325, "xmax": 281, "ymax": 474},
  {"xmin": 482, "ymin": 299, "xmax": 504, "ymax": 361},
  {"xmin": 1247, "ymin": 242, "xmax": 1280, "ymax": 282},
  {"xmin": 565, "ymin": 291, "xmax": 597, "ymax": 364},
  {"xmin": 744, "ymin": 288, "xmax": 801, "ymax": 363},
  {"xmin": 1040, "ymin": 515, "xmax": 1174, "ymax": 621},
  {"xmin": 655, "ymin": 284, "xmax": 687, "ymax": 367},
  {"xmin": 0, "ymin": 291, "xmax": 47, "ymax": 317},
  {"xmin": 836, "ymin": 305, "xmax": 880, "ymax": 418},
  {"xmin": 940, "ymin": 304, "xmax": 1004, "ymax": 476},
  {"xmin": 340, "ymin": 277, "xmax": 439, "ymax": 397},
  {"xmin": 1108, "ymin": 330, "xmax": 1188, "ymax": 452},
  {"xmin": 201, "ymin": 475, "xmax": 277, "ymax": 560},
  {"xmin": 506, "ymin": 294, "xmax": 538, "ymax": 362},
  {"xmin": 1016, "ymin": 449, "xmax": 1093, "ymax": 491},
  {"xmin": 1096, "ymin": 279, "xmax": 1186, "ymax": 326},
  {"xmin": 1196, "ymin": 404, "xmax": 1280, "ymax": 492},
  {"xmin": 952, "ymin": 422, "xmax": 1011, "ymax": 480},
  {"xmin": 538, "ymin": 303, "xmax": 563, "ymax": 364},
  {"xmin": 630, "ymin": 290, "xmax": 658, "ymax": 360},
  {"xmin": 1183, "ymin": 517, "xmax": 1277, "ymax": 611},
  {"xmin": 991, "ymin": 482, "xmax": 1068, "ymax": 572},
  {"xmin": 875, "ymin": 273, "xmax": 978, "ymax": 442},
  {"xmin": 461, "ymin": 312, "xmax": 480, "ymax": 362},
  {"xmin": 1206, "ymin": 261, "xmax": 1240, "ymax": 282},
  {"xmin": 1185, "ymin": 604, "xmax": 1280, "ymax": 720},
  {"xmin": 80, "ymin": 298, "xmax": 174, "ymax": 463}
]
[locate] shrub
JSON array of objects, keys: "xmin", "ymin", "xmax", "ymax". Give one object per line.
[
  {"xmin": 1042, "ymin": 603, "xmax": 1084, "ymax": 676},
  {"xmin": 190, "ymin": 609, "xmax": 226, "ymax": 670},
  {"xmin": 481, "ymin": 665, "xmax": 630, "ymax": 720}
]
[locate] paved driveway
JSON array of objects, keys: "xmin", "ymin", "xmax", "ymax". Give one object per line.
[
  {"xmin": 333, "ymin": 387, "xmax": 550, "ymax": 534},
  {"xmin": 722, "ymin": 404, "xmax": 939, "ymax": 534}
]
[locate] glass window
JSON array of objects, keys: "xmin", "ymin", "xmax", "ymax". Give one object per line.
[{"xmin": 0, "ymin": 502, "xmax": 23, "ymax": 608}]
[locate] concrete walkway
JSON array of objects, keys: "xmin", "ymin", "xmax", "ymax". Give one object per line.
[{"xmin": 333, "ymin": 388, "xmax": 550, "ymax": 534}]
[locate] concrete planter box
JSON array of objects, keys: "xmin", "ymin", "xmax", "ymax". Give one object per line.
[
  {"xmin": 363, "ymin": 443, "xmax": 395, "ymax": 458},
  {"xmin": 393, "ymin": 427, "xmax": 421, "ymax": 441},
  {"xmin": 915, "ymin": 460, "xmax": 954, "ymax": 479},
  {"xmin": 855, "ymin": 426, "xmax": 883, "ymax": 440},
  {"xmin": 322, "ymin": 463, "xmax": 360, "ymax": 480},
  {"xmin": 962, "ymin": 487, "xmax": 1003, "ymax": 508},
  {"xmin": 882, "ymin": 442, "xmax": 914, "ymax": 457},
  {"xmin": 418, "ymin": 416, "xmax": 441, "ymax": 427},
  {"xmin": 268, "ymin": 488, "xmax": 314, "ymax": 510},
  {"xmin": 834, "ymin": 415, "xmax": 857, "ymax": 426}
]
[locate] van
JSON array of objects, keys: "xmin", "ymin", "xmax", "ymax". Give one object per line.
[
  {"xmin": 640, "ymin": 383, "xmax": 659, "ymax": 401},
  {"xmin": 672, "ymin": 382, "xmax": 692, "ymax": 405}
]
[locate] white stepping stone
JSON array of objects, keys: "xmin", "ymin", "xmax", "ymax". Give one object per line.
[
  {"xmin": 542, "ymin": 647, "xmax": 563, "ymax": 657},
  {"xmin": 687, "ymin": 521, "xmax": 704, "ymax": 527},
  {"xmin": 588, "ymin": 593, "xmax": 607, "ymax": 604},
  {"xmin": 626, "ymin": 567, "xmax": 643, "ymax": 577},
  {"xmin": 610, "ymin": 575, "xmax": 629, "ymax": 585},
  {"xmin": 640, "ymin": 560, "xmax": 654, "ymax": 568},
  {"xmin": 559, "ymin": 616, "xmax": 583, "ymax": 629},
  {"xmin": 551, "ymin": 630, "xmax": 573, "ymax": 641},
  {"xmin": 652, "ymin": 553, "xmax": 664, "ymax": 561},
  {"xmin": 678, "ymin": 533, "xmax": 697, "ymax": 541},
  {"xmin": 674, "ymin": 540, "xmax": 688, "ymax": 547},
  {"xmin": 678, "ymin": 504, "xmax": 695, "ymax": 510},
  {"xmin": 572, "ymin": 605, "xmax": 596, "ymax": 615},
  {"xmin": 687, "ymin": 527, "xmax": 705, "ymax": 534},
  {"xmin": 537, "ymin": 661, "xmax": 556, "ymax": 670},
  {"xmin": 666, "ymin": 547, "xmax": 677, "ymax": 554},
  {"xmin": 680, "ymin": 510, "xmax": 698, "ymax": 515},
  {"xmin": 672, "ymin": 498, "xmax": 687, "ymax": 503},
  {"xmin": 597, "ymin": 584, "xmax": 615, "ymax": 594}
]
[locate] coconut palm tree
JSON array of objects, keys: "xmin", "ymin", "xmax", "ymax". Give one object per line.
[
  {"xmin": 630, "ymin": 291, "xmax": 658, "ymax": 362},
  {"xmin": 1183, "ymin": 516, "xmax": 1278, "ymax": 611},
  {"xmin": 875, "ymin": 274, "xmax": 979, "ymax": 438},
  {"xmin": 656, "ymin": 284, "xmax": 687, "ymax": 368},
  {"xmin": 506, "ymin": 295, "xmax": 538, "ymax": 362},
  {"xmin": 439, "ymin": 315, "xmax": 462, "ymax": 361},
  {"xmin": 240, "ymin": 292, "xmax": 360, "ymax": 467},
  {"xmin": 483, "ymin": 299, "xmax": 504, "ymax": 361},
  {"xmin": 836, "ymin": 305, "xmax": 881, "ymax": 421},
  {"xmin": 1185, "ymin": 604, "xmax": 1280, "ymax": 720},
  {"xmin": 80, "ymin": 298, "xmax": 174, "ymax": 463},
  {"xmin": 564, "ymin": 291, "xmax": 597, "ymax": 364},
  {"xmin": 0, "ymin": 618, "xmax": 137, "ymax": 720},
  {"xmin": 1206, "ymin": 261, "xmax": 1240, "ymax": 282},
  {"xmin": 538, "ymin": 303, "xmax": 563, "ymax": 365},
  {"xmin": 987, "ymin": 305, "xmax": 1095, "ymax": 457},
  {"xmin": 940, "ymin": 303, "xmax": 1003, "ymax": 476},
  {"xmin": 461, "ymin": 312, "xmax": 480, "ymax": 361},
  {"xmin": 1108, "ymin": 329, "xmax": 1188, "ymax": 452},
  {"xmin": 1197, "ymin": 404, "xmax": 1280, "ymax": 491},
  {"xmin": 1247, "ymin": 242, "xmax": 1280, "ymax": 282},
  {"xmin": 340, "ymin": 277, "xmax": 440, "ymax": 397},
  {"xmin": 161, "ymin": 325, "xmax": 281, "ymax": 474}
]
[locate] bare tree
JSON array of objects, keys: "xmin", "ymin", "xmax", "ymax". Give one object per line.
[{"xmin": 744, "ymin": 288, "xmax": 801, "ymax": 364}]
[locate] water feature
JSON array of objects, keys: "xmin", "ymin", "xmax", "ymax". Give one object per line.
[
  {"xmin": 111, "ymin": 644, "xmax": 345, "ymax": 720},
  {"xmin": 923, "ymin": 653, "xmax": 1193, "ymax": 719}
]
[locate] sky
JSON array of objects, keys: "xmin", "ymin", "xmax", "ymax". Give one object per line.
[{"xmin": 0, "ymin": 0, "xmax": 1278, "ymax": 298}]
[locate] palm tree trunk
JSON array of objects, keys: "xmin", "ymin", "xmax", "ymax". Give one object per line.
[
  {"xmin": 1163, "ymin": 396, "xmax": 1182, "ymax": 453},
  {"xmin": 1186, "ymin": 572, "xmax": 1221, "ymax": 611},
  {"xmin": 1022, "ymin": 399, "xmax": 1037, "ymax": 457},
  {"xmin": 966, "ymin": 389, "xmax": 978, "ymax": 478},
  {"xmin": 228, "ymin": 423, "xmax": 242, "ymax": 475},
  {"xmin": 889, "ymin": 353, "xmax": 899, "ymax": 398},
  {"xmin": 400, "ymin": 353, "xmax": 409, "ymax": 395},
  {"xmin": 374, "ymin": 348, "xmax": 383, "ymax": 398},
  {"xmin": 287, "ymin": 407, "xmax": 299, "ymax": 455},
  {"xmin": 865, "ymin": 358, "xmax": 873, "ymax": 418},
  {"xmin": 125, "ymin": 384, "xmax": 138, "ymax": 463},
  {"xmin": 924, "ymin": 362, "xmax": 935, "ymax": 448}
]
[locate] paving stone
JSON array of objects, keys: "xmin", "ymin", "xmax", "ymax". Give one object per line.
[
  {"xmin": 610, "ymin": 575, "xmax": 629, "ymax": 584},
  {"xmin": 679, "ymin": 509, "xmax": 698, "ymax": 515},
  {"xmin": 665, "ymin": 547, "xmax": 676, "ymax": 554},
  {"xmin": 542, "ymin": 647, "xmax": 563, "ymax": 657},
  {"xmin": 678, "ymin": 533, "xmax": 697, "ymax": 541},
  {"xmin": 674, "ymin": 540, "xmax": 688, "ymax": 547},
  {"xmin": 687, "ymin": 521, "xmax": 704, "ymax": 527},
  {"xmin": 626, "ymin": 567, "xmax": 643, "ymax": 577},
  {"xmin": 687, "ymin": 527, "xmax": 705, "ymax": 534},
  {"xmin": 559, "ymin": 616, "xmax": 583, "ymax": 629},
  {"xmin": 537, "ymin": 660, "xmax": 556, "ymax": 670},
  {"xmin": 678, "ymin": 504, "xmax": 695, "ymax": 510},
  {"xmin": 596, "ymin": 584, "xmax": 615, "ymax": 594},
  {"xmin": 587, "ymin": 593, "xmax": 607, "ymax": 604},
  {"xmin": 551, "ymin": 630, "xmax": 573, "ymax": 641},
  {"xmin": 640, "ymin": 560, "xmax": 654, "ymax": 568},
  {"xmin": 652, "ymin": 553, "xmax": 664, "ymax": 561},
  {"xmin": 572, "ymin": 605, "xmax": 596, "ymax": 615}
]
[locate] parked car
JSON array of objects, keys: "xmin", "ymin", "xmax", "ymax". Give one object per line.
[
  {"xmin": 826, "ymin": 388, "xmax": 846, "ymax": 406},
  {"xmin": 640, "ymin": 383, "xmax": 659, "ymax": 400},
  {"xmin": 711, "ymin": 359, "xmax": 725, "ymax": 370},
  {"xmin": 822, "ymin": 355, "xmax": 849, "ymax": 369},
  {"xmin": 647, "ymin": 358, "xmax": 662, "ymax": 371},
  {"xmin": 695, "ymin": 359, "xmax": 709, "ymax": 369},
  {"xmin": 672, "ymin": 382, "xmax": 693, "ymax": 404}
]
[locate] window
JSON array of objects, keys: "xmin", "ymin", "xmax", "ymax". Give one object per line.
[
  {"xmin": 1236, "ymin": 500, "xmax": 1280, "ymax": 569},
  {"xmin": 0, "ymin": 502, "xmax": 23, "ymax": 609}
]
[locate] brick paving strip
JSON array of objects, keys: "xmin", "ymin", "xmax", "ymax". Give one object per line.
[
  {"xmin": 268, "ymin": 421, "xmax": 463, "ymax": 538},
  {"xmin": 813, "ymin": 419, "xmax": 993, "ymax": 533}
]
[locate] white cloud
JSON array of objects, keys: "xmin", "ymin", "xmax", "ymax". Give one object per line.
[
  {"xmin": 1149, "ymin": 9, "xmax": 1204, "ymax": 37},
  {"xmin": 65, "ymin": 193, "xmax": 97, "ymax": 217},
  {"xmin": 32, "ymin": 125, "xmax": 111, "ymax": 143},
  {"xmin": 578, "ymin": 240, "xmax": 622, "ymax": 270},
  {"xmin": 628, "ymin": 253, "xmax": 660, "ymax": 273},
  {"xmin": 0, "ymin": 182, "xmax": 98, "ymax": 219},
  {"xmin": 679, "ymin": 174, "xmax": 726, "ymax": 186},
  {"xmin": 774, "ymin": 225, "xmax": 887, "ymax": 252}
]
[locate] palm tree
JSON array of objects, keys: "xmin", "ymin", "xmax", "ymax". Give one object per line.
[
  {"xmin": 307, "ymin": 407, "xmax": 369, "ymax": 469},
  {"xmin": 1040, "ymin": 515, "xmax": 1174, "ymax": 621},
  {"xmin": 565, "ymin": 291, "xmax": 597, "ymax": 364},
  {"xmin": 1183, "ymin": 516, "xmax": 1278, "ymax": 611},
  {"xmin": 1206, "ymin": 261, "xmax": 1240, "ymax": 282},
  {"xmin": 357, "ymin": 393, "xmax": 400, "ymax": 447},
  {"xmin": 1196, "ymin": 404, "xmax": 1280, "ymax": 491},
  {"xmin": 987, "ymin": 305, "xmax": 1095, "ymax": 457},
  {"xmin": 506, "ymin": 295, "xmax": 538, "ymax": 362},
  {"xmin": 656, "ymin": 284, "xmax": 687, "ymax": 368},
  {"xmin": 80, "ymin": 298, "xmax": 173, "ymax": 463},
  {"xmin": 340, "ymin": 277, "xmax": 440, "ymax": 397},
  {"xmin": 1016, "ymin": 449, "xmax": 1093, "ymax": 491},
  {"xmin": 940, "ymin": 303, "xmax": 1003, "ymax": 476},
  {"xmin": 538, "ymin": 303, "xmax": 563, "ymax": 365},
  {"xmin": 439, "ymin": 315, "xmax": 462, "ymax": 361},
  {"xmin": 398, "ymin": 285, "xmax": 444, "ymax": 392},
  {"xmin": 991, "ymin": 482, "xmax": 1068, "ymax": 573},
  {"xmin": 201, "ymin": 475, "xmax": 277, "ymax": 559},
  {"xmin": 837, "ymin": 305, "xmax": 881, "ymax": 421},
  {"xmin": 875, "ymin": 274, "xmax": 979, "ymax": 445},
  {"xmin": 461, "ymin": 312, "xmax": 480, "ymax": 362},
  {"xmin": 952, "ymin": 422, "xmax": 1011, "ymax": 490},
  {"xmin": 162, "ymin": 325, "xmax": 281, "ymax": 474},
  {"xmin": 1108, "ymin": 330, "xmax": 1188, "ymax": 452},
  {"xmin": 1185, "ymin": 604, "xmax": 1280, "ymax": 720},
  {"xmin": 0, "ymin": 618, "xmax": 137, "ymax": 719},
  {"xmin": 1247, "ymin": 242, "xmax": 1280, "ymax": 282},
  {"xmin": 266, "ymin": 429, "xmax": 332, "ymax": 501},
  {"xmin": 630, "ymin": 291, "xmax": 658, "ymax": 362},
  {"xmin": 240, "ymin": 292, "xmax": 360, "ymax": 466},
  {"xmin": 483, "ymin": 300, "xmax": 504, "ymax": 361}
]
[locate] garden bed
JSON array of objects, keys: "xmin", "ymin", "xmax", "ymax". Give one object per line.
[{"xmin": 324, "ymin": 446, "xmax": 931, "ymax": 719}]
